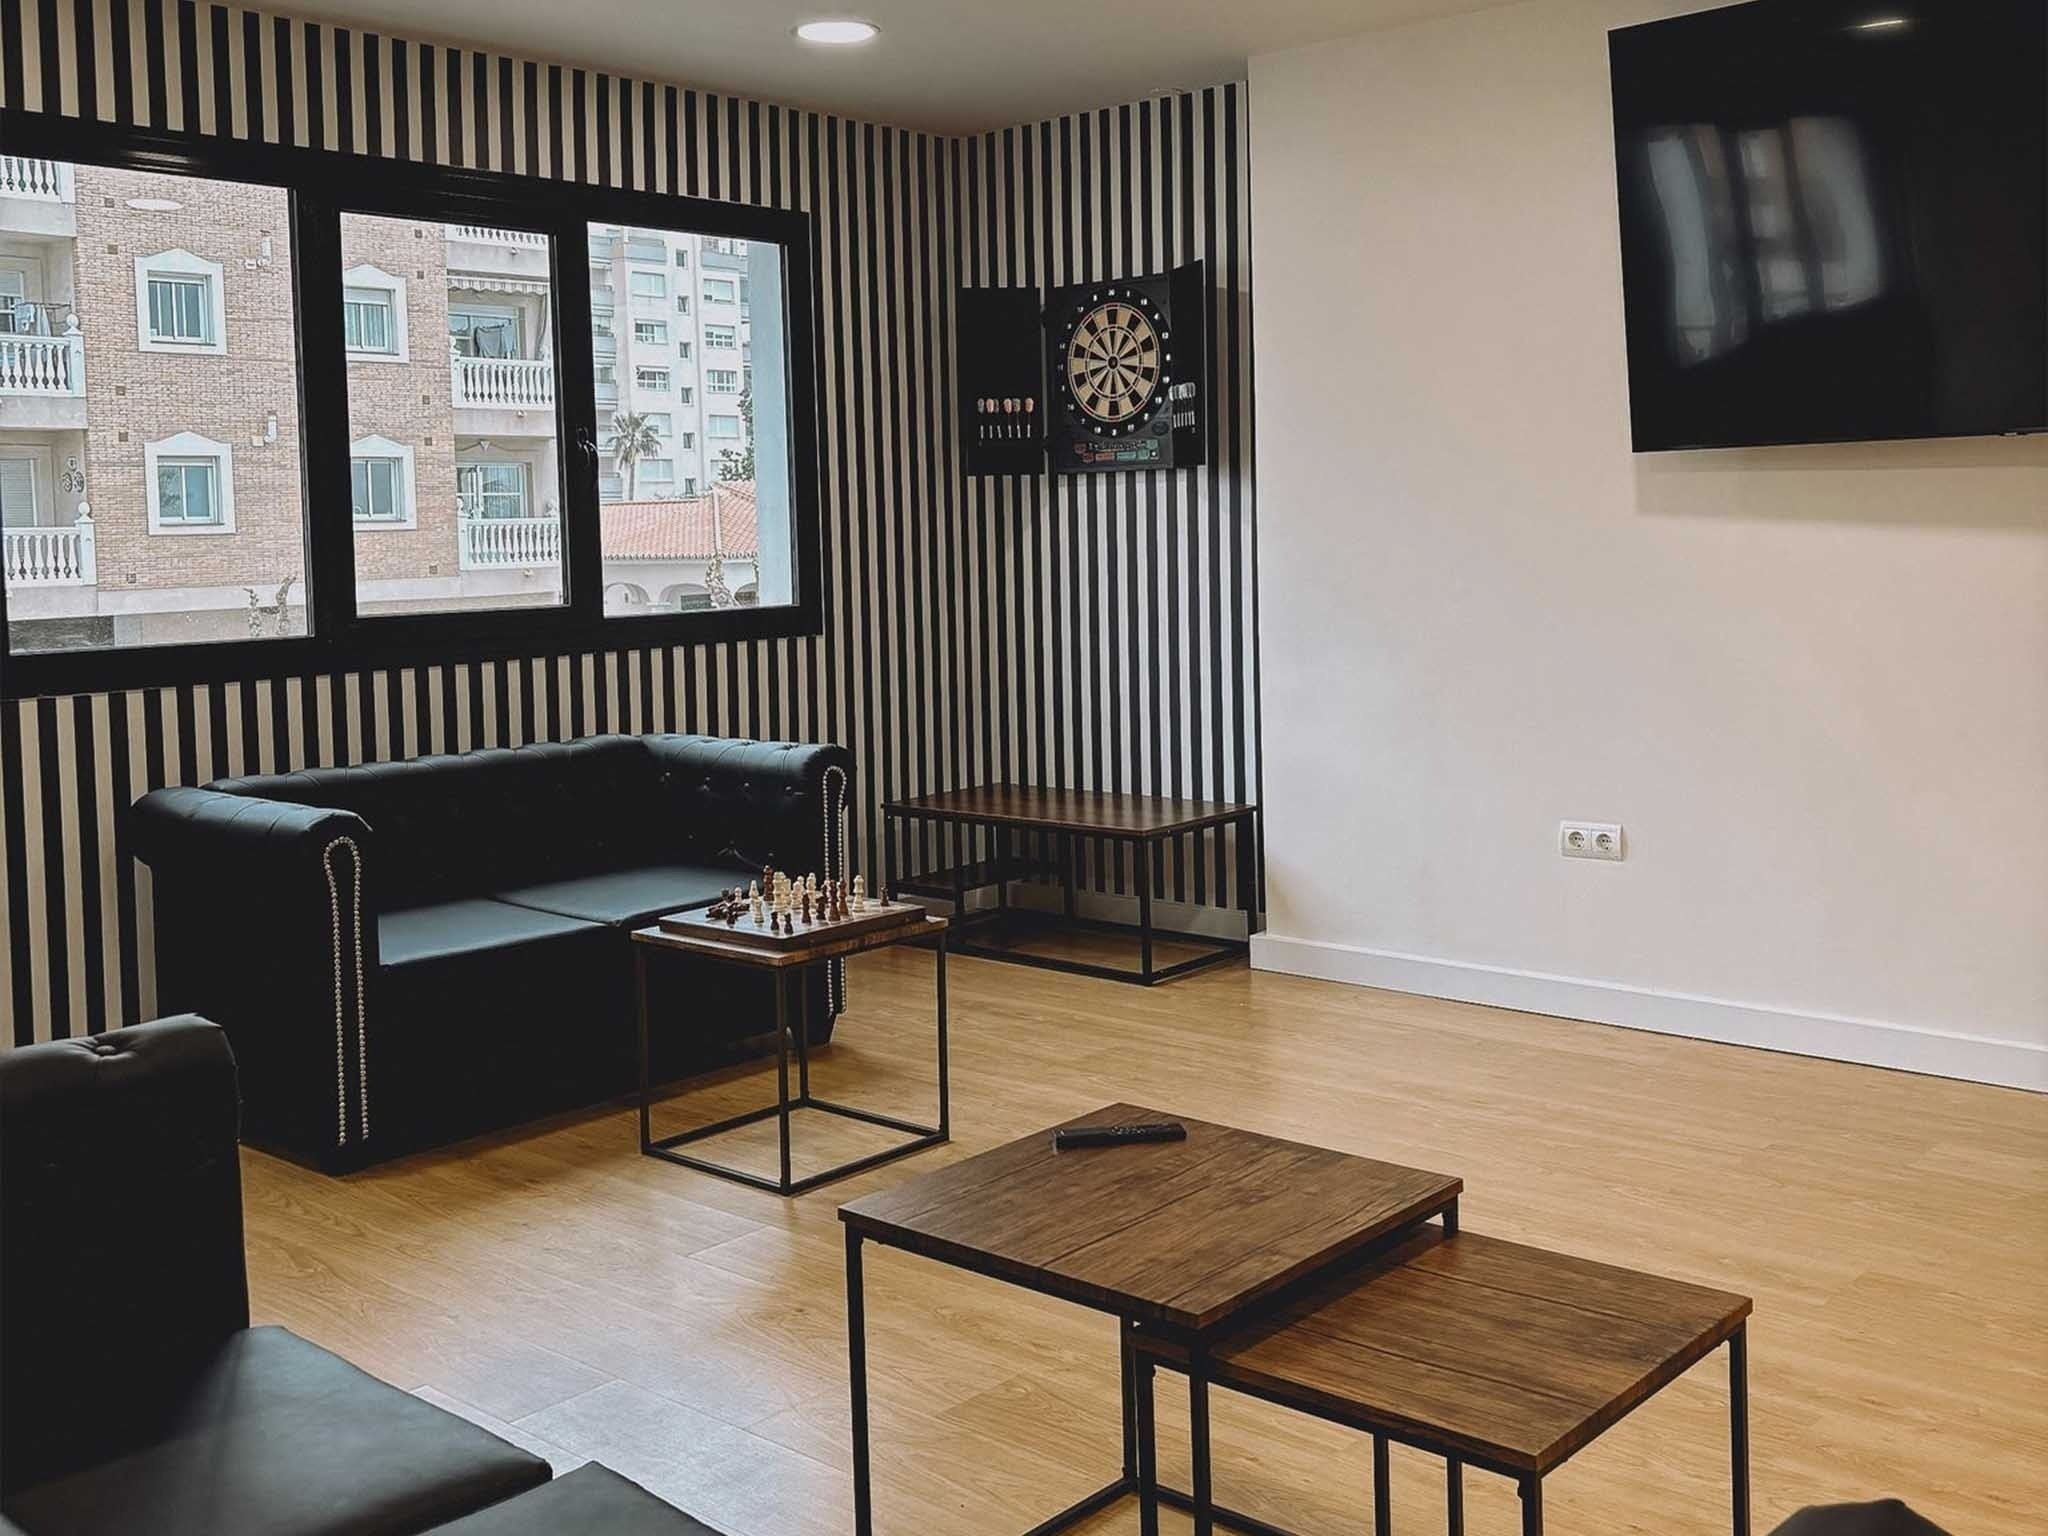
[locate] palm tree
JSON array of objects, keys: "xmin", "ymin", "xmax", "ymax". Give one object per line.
[{"xmin": 610, "ymin": 411, "xmax": 661, "ymax": 499}]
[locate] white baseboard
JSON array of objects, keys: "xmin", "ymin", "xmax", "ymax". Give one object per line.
[{"xmin": 1250, "ymin": 934, "xmax": 2047, "ymax": 1093}]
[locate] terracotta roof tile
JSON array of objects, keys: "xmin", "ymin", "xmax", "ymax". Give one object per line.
[{"xmin": 601, "ymin": 481, "xmax": 759, "ymax": 560}]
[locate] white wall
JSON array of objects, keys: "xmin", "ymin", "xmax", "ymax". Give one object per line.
[{"xmin": 1247, "ymin": 0, "xmax": 2048, "ymax": 1090}]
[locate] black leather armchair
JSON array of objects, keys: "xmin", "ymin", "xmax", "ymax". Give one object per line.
[
  {"xmin": 0, "ymin": 1018, "xmax": 551, "ymax": 1535},
  {"xmin": 128, "ymin": 733, "xmax": 853, "ymax": 1171}
]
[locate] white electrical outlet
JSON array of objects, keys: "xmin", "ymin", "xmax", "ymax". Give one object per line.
[{"xmin": 1560, "ymin": 821, "xmax": 1624, "ymax": 861}]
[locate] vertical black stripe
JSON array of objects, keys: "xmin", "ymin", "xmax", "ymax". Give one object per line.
[
  {"xmin": 175, "ymin": 0, "xmax": 199, "ymax": 130},
  {"xmin": 2, "ymin": 703, "xmax": 32, "ymax": 1041},
  {"xmin": 208, "ymin": 2, "xmax": 230, "ymax": 139},
  {"xmin": 72, "ymin": 0, "xmax": 96, "ymax": 121},
  {"xmin": 35, "ymin": 698, "xmax": 69, "ymax": 1037},
  {"xmin": 1, "ymin": 0, "xmax": 26, "ymax": 112}
]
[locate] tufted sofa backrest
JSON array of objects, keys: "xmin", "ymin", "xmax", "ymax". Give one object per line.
[{"xmin": 209, "ymin": 735, "xmax": 670, "ymax": 909}]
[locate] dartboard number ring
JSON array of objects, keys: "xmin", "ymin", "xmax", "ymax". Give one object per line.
[{"xmin": 1060, "ymin": 290, "xmax": 1171, "ymax": 435}]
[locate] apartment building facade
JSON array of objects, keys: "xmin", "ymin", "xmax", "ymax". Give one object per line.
[{"xmin": 1, "ymin": 159, "xmax": 764, "ymax": 652}]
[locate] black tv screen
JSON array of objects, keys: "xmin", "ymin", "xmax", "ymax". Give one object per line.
[{"xmin": 1609, "ymin": 1, "xmax": 2047, "ymax": 451}]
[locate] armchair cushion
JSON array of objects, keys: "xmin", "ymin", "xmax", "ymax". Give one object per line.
[
  {"xmin": 426, "ymin": 1465, "xmax": 726, "ymax": 1535},
  {"xmin": 492, "ymin": 864, "xmax": 736, "ymax": 929},
  {"xmin": 1768, "ymin": 1502, "xmax": 1952, "ymax": 1536},
  {"xmin": 0, "ymin": 1327, "xmax": 549, "ymax": 1536}
]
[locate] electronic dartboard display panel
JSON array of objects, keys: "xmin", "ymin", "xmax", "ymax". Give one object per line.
[{"xmin": 1044, "ymin": 262, "xmax": 1207, "ymax": 475}]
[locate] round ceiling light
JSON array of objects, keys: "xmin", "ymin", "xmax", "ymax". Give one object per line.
[{"xmin": 795, "ymin": 18, "xmax": 878, "ymax": 45}]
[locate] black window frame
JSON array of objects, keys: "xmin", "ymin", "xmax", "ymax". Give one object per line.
[{"xmin": 0, "ymin": 108, "xmax": 824, "ymax": 702}]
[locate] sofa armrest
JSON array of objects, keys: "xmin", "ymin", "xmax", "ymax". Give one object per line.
[
  {"xmin": 126, "ymin": 788, "xmax": 375, "ymax": 1168},
  {"xmin": 643, "ymin": 734, "xmax": 854, "ymax": 881},
  {"xmin": 0, "ymin": 1017, "xmax": 248, "ymax": 1491}
]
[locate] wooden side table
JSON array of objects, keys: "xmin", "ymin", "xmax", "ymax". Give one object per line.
[
  {"xmin": 1133, "ymin": 1227, "xmax": 1753, "ymax": 1536},
  {"xmin": 629, "ymin": 911, "xmax": 949, "ymax": 1196}
]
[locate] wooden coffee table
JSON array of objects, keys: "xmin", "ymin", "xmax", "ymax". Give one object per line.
[
  {"xmin": 837, "ymin": 1103, "xmax": 1461, "ymax": 1536},
  {"xmin": 1136, "ymin": 1226, "xmax": 1753, "ymax": 1535},
  {"xmin": 631, "ymin": 908, "xmax": 949, "ymax": 1196}
]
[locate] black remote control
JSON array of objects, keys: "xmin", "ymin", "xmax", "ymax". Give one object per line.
[{"xmin": 1053, "ymin": 1121, "xmax": 1187, "ymax": 1150}]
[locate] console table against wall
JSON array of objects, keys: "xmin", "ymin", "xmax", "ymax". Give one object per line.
[{"xmin": 882, "ymin": 785, "xmax": 1260, "ymax": 985}]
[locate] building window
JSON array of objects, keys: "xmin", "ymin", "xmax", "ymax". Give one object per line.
[
  {"xmin": 703, "ymin": 278, "xmax": 737, "ymax": 304},
  {"xmin": 674, "ymin": 249, "xmax": 690, "ymax": 269},
  {"xmin": 629, "ymin": 271, "xmax": 667, "ymax": 300},
  {"xmin": 348, "ymin": 435, "xmax": 417, "ymax": 526},
  {"xmin": 640, "ymin": 459, "xmax": 675, "ymax": 484},
  {"xmin": 677, "ymin": 340, "xmax": 692, "ymax": 360},
  {"xmin": 678, "ymin": 431, "xmax": 695, "ymax": 450},
  {"xmin": 643, "ymin": 413, "xmax": 673, "ymax": 436},
  {"xmin": 683, "ymin": 476, "xmax": 698, "ymax": 494},
  {"xmin": 634, "ymin": 320, "xmax": 667, "ymax": 345},
  {"xmin": 599, "ymin": 472, "xmax": 624, "ymax": 501},
  {"xmin": 678, "ymin": 386, "xmax": 694, "ymax": 405},
  {"xmin": 706, "ymin": 368, "xmax": 741, "ymax": 392},
  {"xmin": 708, "ymin": 414, "xmax": 742, "ymax": 439},
  {"xmin": 675, "ymin": 295, "xmax": 691, "ymax": 315},
  {"xmin": 635, "ymin": 366, "xmax": 670, "ymax": 391},
  {"xmin": 704, "ymin": 324, "xmax": 737, "ymax": 349},
  {"xmin": 457, "ymin": 462, "xmax": 528, "ymax": 520},
  {"xmin": 134, "ymin": 249, "xmax": 227, "ymax": 354},
  {"xmin": 341, "ymin": 264, "xmax": 408, "ymax": 361},
  {"xmin": 449, "ymin": 303, "xmax": 521, "ymax": 359},
  {"xmin": 0, "ymin": 454, "xmax": 38, "ymax": 524},
  {"xmin": 144, "ymin": 432, "xmax": 235, "ymax": 533}
]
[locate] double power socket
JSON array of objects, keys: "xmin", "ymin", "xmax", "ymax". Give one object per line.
[{"xmin": 1559, "ymin": 821, "xmax": 1625, "ymax": 861}]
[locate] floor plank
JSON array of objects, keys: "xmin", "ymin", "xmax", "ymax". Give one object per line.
[{"xmin": 243, "ymin": 947, "xmax": 2048, "ymax": 1534}]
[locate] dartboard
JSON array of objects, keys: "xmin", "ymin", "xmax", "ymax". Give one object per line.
[{"xmin": 1060, "ymin": 289, "xmax": 1169, "ymax": 431}]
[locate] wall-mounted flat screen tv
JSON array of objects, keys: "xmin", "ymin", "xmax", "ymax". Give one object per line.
[{"xmin": 1609, "ymin": 1, "xmax": 2046, "ymax": 451}]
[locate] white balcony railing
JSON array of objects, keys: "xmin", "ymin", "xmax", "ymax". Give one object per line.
[
  {"xmin": 0, "ymin": 322, "xmax": 85, "ymax": 397},
  {"xmin": 0, "ymin": 157, "xmax": 72, "ymax": 202},
  {"xmin": 3, "ymin": 513, "xmax": 95, "ymax": 588},
  {"xmin": 447, "ymin": 224, "xmax": 547, "ymax": 248},
  {"xmin": 451, "ymin": 353, "xmax": 555, "ymax": 411},
  {"xmin": 459, "ymin": 515, "xmax": 561, "ymax": 569}
]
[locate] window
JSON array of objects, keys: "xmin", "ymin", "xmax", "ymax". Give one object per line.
[
  {"xmin": 341, "ymin": 265, "xmax": 408, "ymax": 360},
  {"xmin": 449, "ymin": 304, "xmax": 521, "ymax": 359},
  {"xmin": 702, "ymin": 278, "xmax": 736, "ymax": 304},
  {"xmin": 675, "ymin": 295, "xmax": 691, "ymax": 315},
  {"xmin": 679, "ymin": 386, "xmax": 694, "ymax": 405},
  {"xmin": 135, "ymin": 249, "xmax": 226, "ymax": 354},
  {"xmin": 708, "ymin": 414, "xmax": 742, "ymax": 439},
  {"xmin": 704, "ymin": 324, "xmax": 737, "ymax": 349},
  {"xmin": 678, "ymin": 340, "xmax": 692, "ymax": 360},
  {"xmin": 643, "ymin": 413, "xmax": 673, "ymax": 436},
  {"xmin": 678, "ymin": 431, "xmax": 695, "ymax": 450},
  {"xmin": 706, "ymin": 368, "xmax": 741, "ymax": 392},
  {"xmin": 349, "ymin": 436, "xmax": 416, "ymax": 526},
  {"xmin": 458, "ymin": 462, "xmax": 528, "ymax": 519},
  {"xmin": 0, "ymin": 455, "xmax": 38, "ymax": 525},
  {"xmin": 682, "ymin": 476, "xmax": 698, "ymax": 494},
  {"xmin": 640, "ymin": 459, "xmax": 675, "ymax": 484},
  {"xmin": 343, "ymin": 212, "xmax": 563, "ymax": 615},
  {"xmin": 674, "ymin": 248, "xmax": 690, "ymax": 269},
  {"xmin": 635, "ymin": 366, "xmax": 670, "ymax": 391},
  {"xmin": 634, "ymin": 320, "xmax": 667, "ymax": 345},
  {"xmin": 145, "ymin": 434, "xmax": 234, "ymax": 532},
  {"xmin": 629, "ymin": 271, "xmax": 666, "ymax": 300}
]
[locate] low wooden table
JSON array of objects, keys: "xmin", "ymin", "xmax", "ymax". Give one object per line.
[
  {"xmin": 882, "ymin": 785, "xmax": 1260, "ymax": 984},
  {"xmin": 837, "ymin": 1103, "xmax": 1461, "ymax": 1536},
  {"xmin": 1136, "ymin": 1226, "xmax": 1753, "ymax": 1535},
  {"xmin": 630, "ymin": 908, "xmax": 950, "ymax": 1196}
]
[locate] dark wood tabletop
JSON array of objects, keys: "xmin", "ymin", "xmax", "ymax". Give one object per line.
[
  {"xmin": 631, "ymin": 912, "xmax": 948, "ymax": 969},
  {"xmin": 837, "ymin": 1103, "xmax": 1460, "ymax": 1332},
  {"xmin": 1202, "ymin": 1227, "xmax": 1752, "ymax": 1475},
  {"xmin": 883, "ymin": 784, "xmax": 1256, "ymax": 837}
]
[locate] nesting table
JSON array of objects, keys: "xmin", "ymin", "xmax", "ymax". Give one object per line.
[{"xmin": 838, "ymin": 1105, "xmax": 1753, "ymax": 1536}]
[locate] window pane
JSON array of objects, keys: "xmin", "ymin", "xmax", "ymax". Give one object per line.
[
  {"xmin": 589, "ymin": 220, "xmax": 797, "ymax": 617},
  {"xmin": 341, "ymin": 214, "xmax": 564, "ymax": 616},
  {"xmin": 4, "ymin": 162, "xmax": 306, "ymax": 655}
]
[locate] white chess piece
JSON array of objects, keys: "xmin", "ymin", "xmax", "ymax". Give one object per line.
[{"xmin": 852, "ymin": 875, "xmax": 866, "ymax": 913}]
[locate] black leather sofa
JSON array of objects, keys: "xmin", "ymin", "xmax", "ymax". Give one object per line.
[
  {"xmin": 128, "ymin": 733, "xmax": 852, "ymax": 1171},
  {"xmin": 0, "ymin": 1017, "xmax": 723, "ymax": 1535}
]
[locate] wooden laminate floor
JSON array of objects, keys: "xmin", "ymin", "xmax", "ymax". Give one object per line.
[{"xmin": 242, "ymin": 948, "xmax": 2048, "ymax": 1536}]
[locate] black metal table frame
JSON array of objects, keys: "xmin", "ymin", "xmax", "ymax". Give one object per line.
[
  {"xmin": 634, "ymin": 930, "xmax": 949, "ymax": 1198},
  {"xmin": 881, "ymin": 803, "xmax": 1260, "ymax": 986},
  {"xmin": 1129, "ymin": 1245, "xmax": 1751, "ymax": 1536},
  {"xmin": 842, "ymin": 1194, "xmax": 1459, "ymax": 1536}
]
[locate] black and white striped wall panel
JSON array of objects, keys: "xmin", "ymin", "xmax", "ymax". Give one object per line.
[{"xmin": 0, "ymin": 0, "xmax": 1259, "ymax": 1044}]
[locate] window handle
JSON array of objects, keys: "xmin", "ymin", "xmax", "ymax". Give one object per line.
[{"xmin": 574, "ymin": 427, "xmax": 599, "ymax": 461}]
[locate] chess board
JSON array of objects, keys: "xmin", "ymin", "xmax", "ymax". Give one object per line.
[{"xmin": 657, "ymin": 899, "xmax": 927, "ymax": 952}]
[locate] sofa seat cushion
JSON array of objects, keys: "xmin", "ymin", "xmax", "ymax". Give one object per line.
[
  {"xmin": 379, "ymin": 900, "xmax": 608, "ymax": 970},
  {"xmin": 0, "ymin": 1327, "xmax": 548, "ymax": 1536},
  {"xmin": 427, "ymin": 1465, "xmax": 727, "ymax": 1534},
  {"xmin": 492, "ymin": 864, "xmax": 739, "ymax": 928},
  {"xmin": 1769, "ymin": 1503, "xmax": 1953, "ymax": 1536}
]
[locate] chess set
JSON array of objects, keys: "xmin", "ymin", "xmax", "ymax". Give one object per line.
[{"xmin": 657, "ymin": 869, "xmax": 926, "ymax": 951}]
